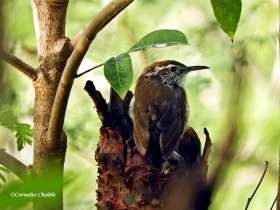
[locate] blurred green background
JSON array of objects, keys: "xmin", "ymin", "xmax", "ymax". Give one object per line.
[{"xmin": 0, "ymin": 0, "xmax": 278, "ymax": 209}]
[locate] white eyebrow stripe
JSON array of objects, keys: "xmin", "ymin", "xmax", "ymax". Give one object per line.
[
  {"xmin": 154, "ymin": 64, "xmax": 177, "ymax": 71},
  {"xmin": 145, "ymin": 64, "xmax": 178, "ymax": 77}
]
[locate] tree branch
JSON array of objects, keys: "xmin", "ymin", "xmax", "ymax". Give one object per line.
[
  {"xmin": 0, "ymin": 149, "xmax": 28, "ymax": 182},
  {"xmin": 71, "ymin": 0, "xmax": 131, "ymax": 47},
  {"xmin": 0, "ymin": 51, "xmax": 38, "ymax": 81},
  {"xmin": 71, "ymin": 26, "xmax": 86, "ymax": 47},
  {"xmin": 47, "ymin": 0, "xmax": 134, "ymax": 148}
]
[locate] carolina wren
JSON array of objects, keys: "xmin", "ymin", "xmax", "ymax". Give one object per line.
[{"xmin": 129, "ymin": 60, "xmax": 208, "ymax": 169}]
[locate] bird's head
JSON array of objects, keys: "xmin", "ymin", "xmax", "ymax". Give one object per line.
[{"xmin": 143, "ymin": 60, "xmax": 209, "ymax": 86}]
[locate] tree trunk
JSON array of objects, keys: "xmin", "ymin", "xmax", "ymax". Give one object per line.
[
  {"xmin": 31, "ymin": 1, "xmax": 71, "ymax": 209},
  {"xmin": 85, "ymin": 81, "xmax": 212, "ymax": 210}
]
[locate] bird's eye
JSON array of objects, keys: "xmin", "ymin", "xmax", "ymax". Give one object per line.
[{"xmin": 170, "ymin": 67, "xmax": 176, "ymax": 72}]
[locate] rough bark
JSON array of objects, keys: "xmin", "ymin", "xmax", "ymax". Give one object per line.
[{"xmin": 85, "ymin": 80, "xmax": 212, "ymax": 210}]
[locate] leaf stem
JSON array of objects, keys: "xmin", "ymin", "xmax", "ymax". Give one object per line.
[{"xmin": 75, "ymin": 63, "xmax": 104, "ymax": 78}]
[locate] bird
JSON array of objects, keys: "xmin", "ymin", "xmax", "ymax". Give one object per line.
[{"xmin": 129, "ymin": 60, "xmax": 208, "ymax": 169}]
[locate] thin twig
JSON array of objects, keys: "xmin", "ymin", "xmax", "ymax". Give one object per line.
[
  {"xmin": 270, "ymin": 195, "xmax": 277, "ymax": 210},
  {"xmin": 0, "ymin": 50, "xmax": 38, "ymax": 81},
  {"xmin": 244, "ymin": 161, "xmax": 269, "ymax": 210},
  {"xmin": 75, "ymin": 63, "xmax": 104, "ymax": 78},
  {"xmin": 47, "ymin": 0, "xmax": 134, "ymax": 148},
  {"xmin": 0, "ymin": 149, "xmax": 28, "ymax": 182}
]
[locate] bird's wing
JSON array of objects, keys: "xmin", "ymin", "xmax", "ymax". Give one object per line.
[
  {"xmin": 156, "ymin": 88, "xmax": 186, "ymax": 160},
  {"xmin": 132, "ymin": 78, "xmax": 162, "ymax": 156},
  {"xmin": 133, "ymin": 104, "xmax": 150, "ymax": 155}
]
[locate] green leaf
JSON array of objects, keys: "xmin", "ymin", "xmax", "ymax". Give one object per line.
[
  {"xmin": 0, "ymin": 106, "xmax": 33, "ymax": 151},
  {"xmin": 0, "ymin": 167, "xmax": 8, "ymax": 187},
  {"xmin": 128, "ymin": 29, "xmax": 189, "ymax": 52},
  {"xmin": 0, "ymin": 173, "xmax": 6, "ymax": 183},
  {"xmin": 14, "ymin": 123, "xmax": 33, "ymax": 151},
  {"xmin": 0, "ymin": 167, "xmax": 10, "ymax": 173},
  {"xmin": 210, "ymin": 0, "xmax": 242, "ymax": 41},
  {"xmin": 104, "ymin": 53, "xmax": 133, "ymax": 98}
]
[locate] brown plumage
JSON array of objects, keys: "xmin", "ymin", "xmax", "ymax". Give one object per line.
[{"xmin": 129, "ymin": 60, "xmax": 208, "ymax": 168}]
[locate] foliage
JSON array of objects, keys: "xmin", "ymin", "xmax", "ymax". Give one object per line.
[
  {"xmin": 128, "ymin": 29, "xmax": 189, "ymax": 52},
  {"xmin": 101, "ymin": 0, "xmax": 243, "ymax": 97},
  {"xmin": 0, "ymin": 165, "xmax": 9, "ymax": 188},
  {"xmin": 104, "ymin": 53, "xmax": 133, "ymax": 98},
  {"xmin": 0, "ymin": 107, "xmax": 33, "ymax": 151},
  {"xmin": 210, "ymin": 0, "xmax": 242, "ymax": 41}
]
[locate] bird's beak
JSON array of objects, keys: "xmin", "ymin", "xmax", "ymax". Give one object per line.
[
  {"xmin": 188, "ymin": 66, "xmax": 209, "ymax": 71},
  {"xmin": 183, "ymin": 66, "xmax": 209, "ymax": 73},
  {"xmin": 180, "ymin": 65, "xmax": 209, "ymax": 74}
]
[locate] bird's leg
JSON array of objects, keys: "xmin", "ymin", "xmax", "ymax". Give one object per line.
[
  {"xmin": 126, "ymin": 135, "xmax": 134, "ymax": 146},
  {"xmin": 125, "ymin": 136, "xmax": 138, "ymax": 155},
  {"xmin": 162, "ymin": 161, "xmax": 170, "ymax": 174}
]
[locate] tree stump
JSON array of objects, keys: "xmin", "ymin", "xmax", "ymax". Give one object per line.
[{"xmin": 85, "ymin": 80, "xmax": 212, "ymax": 210}]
